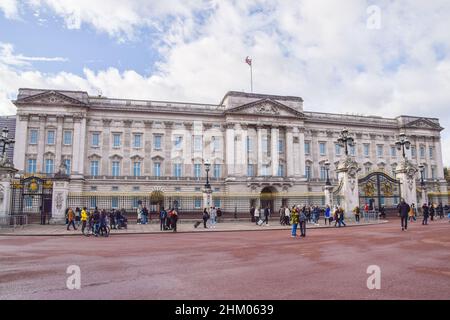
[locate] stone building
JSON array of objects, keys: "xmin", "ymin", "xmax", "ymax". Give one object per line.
[{"xmin": 7, "ymin": 88, "xmax": 447, "ymax": 218}]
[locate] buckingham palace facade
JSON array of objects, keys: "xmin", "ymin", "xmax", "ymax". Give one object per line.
[{"xmin": 9, "ymin": 88, "xmax": 447, "ymax": 216}]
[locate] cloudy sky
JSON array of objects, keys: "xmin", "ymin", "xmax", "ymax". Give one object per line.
[{"xmin": 0, "ymin": 0, "xmax": 449, "ymax": 165}]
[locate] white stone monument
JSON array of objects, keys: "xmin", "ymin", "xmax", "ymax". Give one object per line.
[
  {"xmin": 336, "ymin": 156, "xmax": 360, "ymax": 218},
  {"xmin": 396, "ymin": 160, "xmax": 418, "ymax": 206}
]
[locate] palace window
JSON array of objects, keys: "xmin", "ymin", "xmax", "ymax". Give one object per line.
[
  {"xmin": 173, "ymin": 163, "xmax": 182, "ymax": 177},
  {"xmin": 133, "ymin": 134, "xmax": 142, "ymax": 148},
  {"xmin": 363, "ymin": 144, "xmax": 370, "ymax": 157},
  {"xmin": 377, "ymin": 145, "xmax": 384, "ymax": 158},
  {"xmin": 133, "ymin": 162, "xmax": 141, "ymax": 177},
  {"xmin": 429, "ymin": 147, "xmax": 434, "ymax": 159},
  {"xmin": 112, "ymin": 133, "xmax": 121, "ymax": 148},
  {"xmin": 390, "ymin": 146, "xmax": 396, "ymax": 157},
  {"xmin": 154, "ymin": 135, "xmax": 162, "ymax": 150},
  {"xmin": 305, "ymin": 165, "xmax": 311, "ymax": 180},
  {"xmin": 212, "ymin": 137, "xmax": 220, "ymax": 152},
  {"xmin": 194, "ymin": 136, "xmax": 202, "ymax": 152},
  {"xmin": 411, "ymin": 146, "xmax": 416, "ymax": 157},
  {"xmin": 194, "ymin": 198, "xmax": 202, "ymax": 209},
  {"xmin": 431, "ymin": 166, "xmax": 436, "ymax": 179},
  {"xmin": 111, "ymin": 197, "xmax": 119, "ymax": 209},
  {"xmin": 278, "ymin": 139, "xmax": 284, "ymax": 153},
  {"xmin": 29, "ymin": 129, "xmax": 38, "ymax": 145},
  {"xmin": 350, "ymin": 144, "xmax": 356, "ymax": 156},
  {"xmin": 154, "ymin": 162, "xmax": 161, "ymax": 177},
  {"xmin": 304, "ymin": 141, "xmax": 311, "ymax": 155},
  {"xmin": 63, "ymin": 130, "xmax": 72, "ymax": 145},
  {"xmin": 246, "ymin": 136, "xmax": 253, "ymax": 152},
  {"xmin": 194, "ymin": 164, "xmax": 201, "ymax": 178},
  {"xmin": 335, "ymin": 144, "xmax": 341, "ymax": 156},
  {"xmin": 420, "ymin": 146, "xmax": 425, "ymax": 158},
  {"xmin": 45, "ymin": 159, "xmax": 54, "ymax": 174},
  {"xmin": 27, "ymin": 159, "xmax": 37, "ymax": 174},
  {"xmin": 247, "ymin": 164, "xmax": 255, "ymax": 177},
  {"xmin": 319, "ymin": 142, "xmax": 326, "ymax": 156},
  {"xmin": 47, "ymin": 130, "xmax": 55, "ymax": 145},
  {"xmin": 277, "ymin": 164, "xmax": 284, "ymax": 177},
  {"xmin": 90, "ymin": 161, "xmax": 99, "ymax": 176},
  {"xmin": 213, "ymin": 164, "xmax": 221, "ymax": 178},
  {"xmin": 174, "ymin": 136, "xmax": 183, "ymax": 150},
  {"xmin": 64, "ymin": 159, "xmax": 71, "ymax": 175},
  {"xmin": 92, "ymin": 133, "xmax": 100, "ymax": 147},
  {"xmin": 112, "ymin": 161, "xmax": 120, "ymax": 177},
  {"xmin": 320, "ymin": 166, "xmax": 327, "ymax": 181}
]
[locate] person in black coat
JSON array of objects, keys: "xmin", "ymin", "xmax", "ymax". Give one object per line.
[
  {"xmin": 264, "ymin": 206, "xmax": 270, "ymax": 225},
  {"xmin": 398, "ymin": 199, "xmax": 410, "ymax": 231},
  {"xmin": 422, "ymin": 203, "xmax": 429, "ymax": 225}
]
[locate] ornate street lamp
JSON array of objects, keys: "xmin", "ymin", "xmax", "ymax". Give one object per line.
[
  {"xmin": 324, "ymin": 160, "xmax": 331, "ymax": 186},
  {"xmin": 337, "ymin": 128, "xmax": 354, "ymax": 156},
  {"xmin": 204, "ymin": 159, "xmax": 211, "ymax": 190},
  {"xmin": 0, "ymin": 126, "xmax": 15, "ymax": 164},
  {"xmin": 395, "ymin": 133, "xmax": 411, "ymax": 159},
  {"xmin": 418, "ymin": 164, "xmax": 426, "ymax": 187}
]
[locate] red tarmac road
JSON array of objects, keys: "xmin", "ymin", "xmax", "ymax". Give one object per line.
[{"xmin": 0, "ymin": 219, "xmax": 449, "ymax": 300}]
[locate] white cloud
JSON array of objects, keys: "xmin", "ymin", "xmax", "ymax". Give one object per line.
[
  {"xmin": 0, "ymin": 0, "xmax": 19, "ymax": 19},
  {"xmin": 0, "ymin": 43, "xmax": 67, "ymax": 67},
  {"xmin": 0, "ymin": 0, "xmax": 449, "ymax": 166}
]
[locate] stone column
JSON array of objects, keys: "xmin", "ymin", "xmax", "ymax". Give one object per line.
[
  {"xmin": 285, "ymin": 127, "xmax": 294, "ymax": 177},
  {"xmin": 123, "ymin": 120, "xmax": 132, "ymax": 176},
  {"xmin": 396, "ymin": 160, "xmax": 418, "ymax": 206},
  {"xmin": 226, "ymin": 123, "xmax": 235, "ymax": 176},
  {"xmin": 51, "ymin": 176, "xmax": 70, "ymax": 224},
  {"xmin": 271, "ymin": 126, "xmax": 279, "ymax": 176},
  {"xmin": 0, "ymin": 165, "xmax": 18, "ymax": 217},
  {"xmin": 336, "ymin": 157, "xmax": 360, "ymax": 218},
  {"xmin": 184, "ymin": 122, "xmax": 193, "ymax": 177},
  {"xmin": 101, "ymin": 119, "xmax": 112, "ymax": 177},
  {"xmin": 13, "ymin": 114, "xmax": 29, "ymax": 173},
  {"xmin": 324, "ymin": 185, "xmax": 334, "ymax": 208},
  {"xmin": 434, "ymin": 137, "xmax": 444, "ymax": 179},
  {"xmin": 298, "ymin": 127, "xmax": 306, "ymax": 178},
  {"xmin": 240, "ymin": 124, "xmax": 248, "ymax": 176},
  {"xmin": 37, "ymin": 115, "xmax": 46, "ymax": 173},
  {"xmin": 143, "ymin": 120, "xmax": 153, "ymax": 175},
  {"xmin": 164, "ymin": 121, "xmax": 173, "ymax": 176},
  {"xmin": 257, "ymin": 125, "xmax": 263, "ymax": 176},
  {"xmin": 55, "ymin": 115, "xmax": 64, "ymax": 169}
]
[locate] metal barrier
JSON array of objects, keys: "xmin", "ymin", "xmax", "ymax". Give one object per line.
[
  {"xmin": 0, "ymin": 215, "xmax": 28, "ymax": 228},
  {"xmin": 362, "ymin": 210, "xmax": 379, "ymax": 222}
]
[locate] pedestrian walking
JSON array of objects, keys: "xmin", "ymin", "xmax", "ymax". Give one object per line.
[
  {"xmin": 353, "ymin": 206, "xmax": 360, "ymax": 223},
  {"xmin": 250, "ymin": 206, "xmax": 255, "ymax": 223},
  {"xmin": 437, "ymin": 203, "xmax": 444, "ymax": 219},
  {"xmin": 254, "ymin": 207, "xmax": 260, "ymax": 225},
  {"xmin": 429, "ymin": 203, "xmax": 435, "ymax": 221},
  {"xmin": 279, "ymin": 206, "xmax": 286, "ymax": 225},
  {"xmin": 299, "ymin": 208, "xmax": 307, "ymax": 237},
  {"xmin": 75, "ymin": 207, "xmax": 81, "ymax": 227},
  {"xmin": 338, "ymin": 207, "xmax": 346, "ymax": 227},
  {"xmin": 422, "ymin": 203, "xmax": 429, "ymax": 225},
  {"xmin": 81, "ymin": 207, "xmax": 88, "ymax": 233},
  {"xmin": 66, "ymin": 207, "xmax": 77, "ymax": 231},
  {"xmin": 202, "ymin": 208, "xmax": 209, "ymax": 229},
  {"xmin": 290, "ymin": 206, "xmax": 299, "ymax": 237},
  {"xmin": 284, "ymin": 206, "xmax": 291, "ymax": 225},
  {"xmin": 171, "ymin": 209, "xmax": 179, "ymax": 232},
  {"xmin": 408, "ymin": 204, "xmax": 416, "ymax": 222},
  {"xmin": 398, "ymin": 199, "xmax": 410, "ymax": 231},
  {"xmin": 264, "ymin": 206, "xmax": 270, "ymax": 225},
  {"xmin": 160, "ymin": 207, "xmax": 167, "ymax": 231},
  {"xmin": 324, "ymin": 205, "xmax": 331, "ymax": 225}
]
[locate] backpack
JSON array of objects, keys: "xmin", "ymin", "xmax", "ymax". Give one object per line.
[{"xmin": 160, "ymin": 210, "xmax": 167, "ymax": 219}]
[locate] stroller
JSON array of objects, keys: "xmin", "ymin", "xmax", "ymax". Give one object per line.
[{"xmin": 117, "ymin": 216, "xmax": 128, "ymax": 229}]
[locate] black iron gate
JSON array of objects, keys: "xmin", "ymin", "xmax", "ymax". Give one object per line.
[
  {"xmin": 358, "ymin": 171, "xmax": 401, "ymax": 210},
  {"xmin": 11, "ymin": 176, "xmax": 53, "ymax": 223}
]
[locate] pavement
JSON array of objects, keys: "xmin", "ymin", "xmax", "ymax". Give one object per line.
[
  {"xmin": 0, "ymin": 218, "xmax": 385, "ymax": 236},
  {"xmin": 0, "ymin": 218, "xmax": 449, "ymax": 300}
]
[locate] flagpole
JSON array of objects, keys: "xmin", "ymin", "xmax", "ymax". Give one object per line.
[{"xmin": 250, "ymin": 63, "xmax": 253, "ymax": 93}]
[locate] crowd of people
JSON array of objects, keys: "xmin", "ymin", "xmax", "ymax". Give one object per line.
[{"xmin": 65, "ymin": 200, "xmax": 448, "ymax": 236}]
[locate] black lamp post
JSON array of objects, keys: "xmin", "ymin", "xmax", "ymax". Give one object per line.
[
  {"xmin": 418, "ymin": 164, "xmax": 425, "ymax": 187},
  {"xmin": 395, "ymin": 133, "xmax": 411, "ymax": 159},
  {"xmin": 204, "ymin": 159, "xmax": 211, "ymax": 189},
  {"xmin": 324, "ymin": 160, "xmax": 331, "ymax": 186},
  {"xmin": 337, "ymin": 128, "xmax": 354, "ymax": 156},
  {"xmin": 0, "ymin": 126, "xmax": 15, "ymax": 163}
]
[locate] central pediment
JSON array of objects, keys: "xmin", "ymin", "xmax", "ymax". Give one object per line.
[
  {"xmin": 225, "ymin": 98, "xmax": 304, "ymax": 118},
  {"xmin": 15, "ymin": 90, "xmax": 87, "ymax": 107}
]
